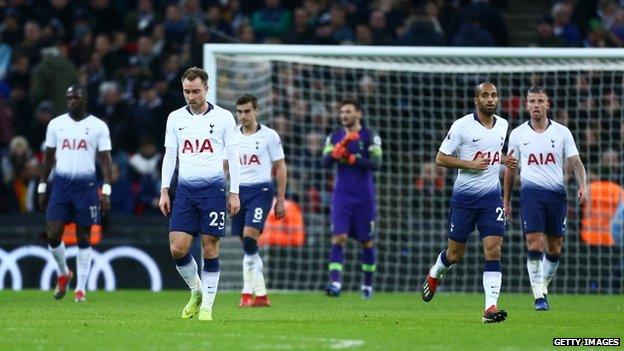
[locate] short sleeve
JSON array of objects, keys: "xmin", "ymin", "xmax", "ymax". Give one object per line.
[
  {"xmin": 562, "ymin": 126, "xmax": 579, "ymax": 158},
  {"xmin": 268, "ymin": 130, "xmax": 285, "ymax": 161},
  {"xmin": 44, "ymin": 120, "xmax": 56, "ymax": 149},
  {"xmin": 507, "ymin": 128, "xmax": 520, "ymax": 158},
  {"xmin": 97, "ymin": 122, "xmax": 112, "ymax": 151},
  {"xmin": 164, "ymin": 114, "xmax": 177, "ymax": 148},
  {"xmin": 439, "ymin": 121, "xmax": 463, "ymax": 155}
]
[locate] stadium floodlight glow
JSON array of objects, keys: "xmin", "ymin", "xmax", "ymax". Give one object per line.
[{"xmin": 0, "ymin": 245, "xmax": 162, "ymax": 291}]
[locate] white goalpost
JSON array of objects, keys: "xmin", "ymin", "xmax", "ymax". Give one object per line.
[{"xmin": 206, "ymin": 44, "xmax": 624, "ymax": 294}]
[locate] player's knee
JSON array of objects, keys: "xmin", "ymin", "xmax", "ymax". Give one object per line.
[
  {"xmin": 332, "ymin": 235, "xmax": 347, "ymax": 246},
  {"xmin": 484, "ymin": 245, "xmax": 502, "ymax": 260},
  {"xmin": 546, "ymin": 245, "xmax": 562, "ymax": 256},
  {"xmin": 169, "ymin": 244, "xmax": 188, "ymax": 260},
  {"xmin": 361, "ymin": 240, "xmax": 374, "ymax": 249}
]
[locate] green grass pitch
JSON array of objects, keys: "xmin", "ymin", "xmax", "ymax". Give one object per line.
[{"xmin": 1, "ymin": 290, "xmax": 622, "ymax": 350}]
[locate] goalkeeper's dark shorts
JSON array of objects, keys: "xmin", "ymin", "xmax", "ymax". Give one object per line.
[{"xmin": 331, "ymin": 201, "xmax": 376, "ymax": 242}]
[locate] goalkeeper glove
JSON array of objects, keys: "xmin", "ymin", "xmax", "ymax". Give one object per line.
[
  {"xmin": 331, "ymin": 144, "xmax": 349, "ymax": 160},
  {"xmin": 339, "ymin": 132, "xmax": 360, "ymax": 146}
]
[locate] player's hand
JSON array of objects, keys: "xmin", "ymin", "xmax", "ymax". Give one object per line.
[
  {"xmin": 503, "ymin": 150, "xmax": 518, "ymax": 170},
  {"xmin": 274, "ymin": 198, "xmax": 286, "ymax": 220},
  {"xmin": 331, "ymin": 144, "xmax": 348, "ymax": 160},
  {"xmin": 578, "ymin": 186, "xmax": 588, "ymax": 206},
  {"xmin": 159, "ymin": 190, "xmax": 171, "ymax": 217},
  {"xmin": 504, "ymin": 202, "xmax": 512, "ymax": 223},
  {"xmin": 38, "ymin": 193, "xmax": 47, "ymax": 211},
  {"xmin": 100, "ymin": 195, "xmax": 111, "ymax": 214},
  {"xmin": 342, "ymin": 132, "xmax": 360, "ymax": 144},
  {"xmin": 471, "ymin": 155, "xmax": 490, "ymax": 171},
  {"xmin": 228, "ymin": 193, "xmax": 240, "ymax": 216},
  {"xmin": 346, "ymin": 153, "xmax": 358, "ymax": 165}
]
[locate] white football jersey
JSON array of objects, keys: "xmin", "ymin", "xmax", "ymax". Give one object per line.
[
  {"xmin": 508, "ymin": 119, "xmax": 578, "ymax": 194},
  {"xmin": 439, "ymin": 113, "xmax": 509, "ymax": 208},
  {"xmin": 164, "ymin": 103, "xmax": 238, "ymax": 192},
  {"xmin": 44, "ymin": 114, "xmax": 111, "ymax": 180},
  {"xmin": 236, "ymin": 124, "xmax": 284, "ymax": 186}
]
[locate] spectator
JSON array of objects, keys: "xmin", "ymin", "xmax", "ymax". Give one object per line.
[
  {"xmin": 18, "ymin": 20, "xmax": 44, "ymax": 66},
  {"xmin": 131, "ymin": 81, "xmax": 168, "ymax": 146},
  {"xmin": 95, "ymin": 81, "xmax": 135, "ymax": 154},
  {"xmin": 30, "ymin": 43, "xmax": 79, "ymax": 116},
  {"xmin": 329, "ymin": 4, "xmax": 354, "ymax": 44},
  {"xmin": 251, "ymin": 0, "xmax": 292, "ymax": 42},
  {"xmin": 29, "ymin": 100, "xmax": 53, "ymax": 151},
  {"xmin": 285, "ymin": 7, "xmax": 315, "ymax": 44},
  {"xmin": 368, "ymin": 10, "xmax": 393, "ymax": 45},
  {"xmin": 312, "ymin": 13, "xmax": 338, "ymax": 45},
  {"xmin": 452, "ymin": 20, "xmax": 496, "ymax": 46},
  {"xmin": 460, "ymin": 0, "xmax": 508, "ymax": 46},
  {"xmin": 397, "ymin": 2, "xmax": 446, "ymax": 46},
  {"xmin": 0, "ymin": 97, "xmax": 15, "ymax": 148},
  {"xmin": 123, "ymin": 0, "xmax": 159, "ymax": 41},
  {"xmin": 108, "ymin": 161, "xmax": 135, "ymax": 214},
  {"xmin": 530, "ymin": 15, "xmax": 566, "ymax": 47},
  {"xmin": 2, "ymin": 136, "xmax": 39, "ymax": 213},
  {"xmin": 205, "ymin": 4, "xmax": 235, "ymax": 40},
  {"xmin": 552, "ymin": 2, "xmax": 582, "ymax": 46},
  {"xmin": 128, "ymin": 136, "xmax": 161, "ymax": 214}
]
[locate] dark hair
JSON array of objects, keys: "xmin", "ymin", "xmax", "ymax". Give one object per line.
[
  {"xmin": 181, "ymin": 67, "xmax": 208, "ymax": 87},
  {"xmin": 236, "ymin": 94, "xmax": 258, "ymax": 109},
  {"xmin": 526, "ymin": 86, "xmax": 548, "ymax": 97},
  {"xmin": 474, "ymin": 81, "xmax": 496, "ymax": 97},
  {"xmin": 339, "ymin": 98, "xmax": 361, "ymax": 111}
]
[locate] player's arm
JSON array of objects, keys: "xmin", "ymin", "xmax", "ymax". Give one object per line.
[
  {"xmin": 224, "ymin": 113, "xmax": 241, "ymax": 216},
  {"xmin": 38, "ymin": 147, "xmax": 55, "ymax": 210},
  {"xmin": 345, "ymin": 133, "xmax": 382, "ymax": 170},
  {"xmin": 273, "ymin": 159, "xmax": 287, "ymax": 219},
  {"xmin": 97, "ymin": 150, "xmax": 113, "ymax": 213},
  {"xmin": 223, "ymin": 159, "xmax": 230, "ymax": 181},
  {"xmin": 563, "ymin": 127, "xmax": 587, "ymax": 205},
  {"xmin": 435, "ymin": 152, "xmax": 488, "ymax": 171},
  {"xmin": 568, "ymin": 155, "xmax": 587, "ymax": 205},
  {"xmin": 159, "ymin": 115, "xmax": 177, "ymax": 217},
  {"xmin": 503, "ymin": 131, "xmax": 520, "ymax": 221},
  {"xmin": 322, "ymin": 134, "xmax": 339, "ymax": 167}
]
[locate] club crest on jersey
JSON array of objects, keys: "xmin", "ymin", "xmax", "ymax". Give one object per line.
[
  {"xmin": 61, "ymin": 139, "xmax": 88, "ymax": 150},
  {"xmin": 473, "ymin": 151, "xmax": 500, "ymax": 165},
  {"xmin": 182, "ymin": 139, "xmax": 214, "ymax": 153},
  {"xmin": 528, "ymin": 152, "xmax": 556, "ymax": 165},
  {"xmin": 209, "ymin": 123, "xmax": 215, "ymax": 134},
  {"xmin": 240, "ymin": 154, "xmax": 260, "ymax": 165}
]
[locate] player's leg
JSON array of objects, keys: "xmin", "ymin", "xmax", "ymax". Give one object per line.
[
  {"xmin": 72, "ymin": 188, "xmax": 99, "ymax": 302},
  {"xmin": 197, "ymin": 198, "xmax": 227, "ymax": 321},
  {"xmin": 231, "ymin": 202, "xmax": 252, "ymax": 307},
  {"xmin": 46, "ymin": 185, "xmax": 73, "ymax": 299},
  {"xmin": 199, "ymin": 234, "xmax": 220, "ymax": 321},
  {"xmin": 354, "ymin": 210, "xmax": 376, "ymax": 299},
  {"xmin": 326, "ymin": 202, "xmax": 350, "ymax": 296},
  {"xmin": 541, "ymin": 200, "xmax": 566, "ymax": 302},
  {"xmin": 169, "ymin": 197, "xmax": 202, "ymax": 318},
  {"xmin": 74, "ymin": 226, "xmax": 92, "ymax": 302},
  {"xmin": 521, "ymin": 198, "xmax": 549, "ymax": 309},
  {"xmin": 359, "ymin": 239, "xmax": 375, "ymax": 299},
  {"xmin": 326, "ymin": 234, "xmax": 347, "ymax": 296},
  {"xmin": 421, "ymin": 206, "xmax": 474, "ymax": 302},
  {"xmin": 477, "ymin": 205, "xmax": 507, "ymax": 323},
  {"xmin": 240, "ymin": 191, "xmax": 273, "ymax": 307}
]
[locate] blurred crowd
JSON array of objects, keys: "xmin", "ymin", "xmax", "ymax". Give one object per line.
[
  {"xmin": 531, "ymin": 0, "xmax": 624, "ymax": 47},
  {"xmin": 0, "ymin": 0, "xmax": 622, "ymax": 218}
]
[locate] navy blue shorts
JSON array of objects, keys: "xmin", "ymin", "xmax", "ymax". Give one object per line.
[
  {"xmin": 231, "ymin": 184, "xmax": 273, "ymax": 235},
  {"xmin": 331, "ymin": 201, "xmax": 376, "ymax": 242},
  {"xmin": 169, "ymin": 196, "xmax": 226, "ymax": 237},
  {"xmin": 47, "ymin": 183, "xmax": 99, "ymax": 226},
  {"xmin": 447, "ymin": 205, "xmax": 506, "ymax": 243},
  {"xmin": 521, "ymin": 198, "xmax": 567, "ymax": 236}
]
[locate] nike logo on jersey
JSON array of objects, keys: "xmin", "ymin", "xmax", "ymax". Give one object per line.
[
  {"xmin": 523, "ymin": 142, "xmax": 530, "ymax": 146},
  {"xmin": 472, "ymin": 138, "xmax": 481, "ymax": 142},
  {"xmin": 178, "ymin": 127, "xmax": 187, "ymax": 130}
]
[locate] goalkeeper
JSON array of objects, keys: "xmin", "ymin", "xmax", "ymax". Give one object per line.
[{"xmin": 322, "ymin": 99, "xmax": 382, "ymax": 299}]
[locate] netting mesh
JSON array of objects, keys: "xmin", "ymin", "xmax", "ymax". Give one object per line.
[{"xmin": 212, "ymin": 51, "xmax": 624, "ymax": 294}]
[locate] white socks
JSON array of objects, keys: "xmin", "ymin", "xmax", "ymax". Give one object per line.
[
  {"xmin": 242, "ymin": 253, "xmax": 267, "ymax": 296},
  {"xmin": 252, "ymin": 254, "xmax": 267, "ymax": 296},
  {"xmin": 49, "ymin": 243, "xmax": 69, "ymax": 275},
  {"xmin": 76, "ymin": 247, "xmax": 92, "ymax": 292},
  {"xmin": 201, "ymin": 270, "xmax": 220, "ymax": 310},
  {"xmin": 527, "ymin": 258, "xmax": 544, "ymax": 299},
  {"xmin": 483, "ymin": 271, "xmax": 502, "ymax": 309},
  {"xmin": 542, "ymin": 255, "xmax": 560, "ymax": 295},
  {"xmin": 175, "ymin": 256, "xmax": 201, "ymax": 293},
  {"xmin": 429, "ymin": 251, "xmax": 452, "ymax": 279},
  {"xmin": 242, "ymin": 254, "xmax": 255, "ymax": 295}
]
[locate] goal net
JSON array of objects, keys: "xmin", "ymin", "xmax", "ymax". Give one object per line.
[{"xmin": 206, "ymin": 45, "xmax": 624, "ymax": 294}]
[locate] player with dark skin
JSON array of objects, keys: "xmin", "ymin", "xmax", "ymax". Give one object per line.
[{"xmin": 39, "ymin": 85, "xmax": 112, "ymax": 258}]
